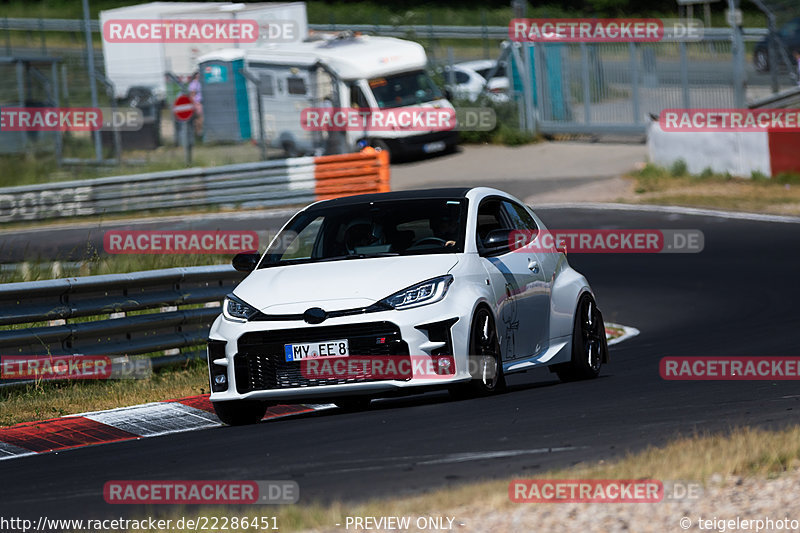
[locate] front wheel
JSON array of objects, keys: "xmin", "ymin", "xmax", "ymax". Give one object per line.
[
  {"xmin": 212, "ymin": 400, "xmax": 268, "ymax": 426},
  {"xmin": 555, "ymin": 294, "xmax": 607, "ymax": 382},
  {"xmin": 449, "ymin": 307, "xmax": 505, "ymax": 399}
]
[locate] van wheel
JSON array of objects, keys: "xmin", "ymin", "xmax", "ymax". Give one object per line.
[
  {"xmin": 370, "ymin": 139, "xmax": 391, "ymax": 159},
  {"xmin": 282, "ymin": 141, "xmax": 300, "ymax": 158}
]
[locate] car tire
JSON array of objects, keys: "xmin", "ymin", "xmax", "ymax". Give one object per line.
[
  {"xmin": 449, "ymin": 307, "xmax": 505, "ymax": 399},
  {"xmin": 212, "ymin": 400, "xmax": 268, "ymax": 426},
  {"xmin": 555, "ymin": 294, "xmax": 606, "ymax": 382},
  {"xmin": 754, "ymin": 49, "xmax": 769, "ymax": 73},
  {"xmin": 334, "ymin": 397, "xmax": 372, "ymax": 412}
]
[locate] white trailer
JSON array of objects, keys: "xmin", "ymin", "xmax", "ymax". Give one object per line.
[
  {"xmin": 199, "ymin": 32, "xmax": 458, "ymax": 158},
  {"xmin": 100, "ymin": 1, "xmax": 308, "ymax": 101}
]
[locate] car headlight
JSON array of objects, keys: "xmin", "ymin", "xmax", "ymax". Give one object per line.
[
  {"xmin": 380, "ymin": 275, "xmax": 453, "ymax": 310},
  {"xmin": 222, "ymin": 294, "xmax": 258, "ymax": 322}
]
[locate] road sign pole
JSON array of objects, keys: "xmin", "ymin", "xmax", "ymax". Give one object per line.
[
  {"xmin": 172, "ymin": 93, "xmax": 195, "ymax": 167},
  {"xmin": 183, "ymin": 119, "xmax": 192, "ymax": 167}
]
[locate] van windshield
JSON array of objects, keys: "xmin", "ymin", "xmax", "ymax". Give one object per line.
[{"xmin": 369, "ymin": 70, "xmax": 444, "ymax": 109}]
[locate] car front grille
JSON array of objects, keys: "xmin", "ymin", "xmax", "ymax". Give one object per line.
[{"xmin": 234, "ymin": 322, "xmax": 408, "ymax": 393}]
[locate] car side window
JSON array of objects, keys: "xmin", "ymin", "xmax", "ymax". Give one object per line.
[
  {"xmin": 350, "ymin": 85, "xmax": 369, "ymax": 108},
  {"xmin": 454, "ymin": 71, "xmax": 470, "ymax": 84},
  {"xmin": 476, "ymin": 199, "xmax": 507, "ymax": 251},
  {"xmin": 501, "ymin": 200, "xmax": 539, "ymax": 231}
]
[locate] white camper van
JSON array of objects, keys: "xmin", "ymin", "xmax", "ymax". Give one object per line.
[
  {"xmin": 100, "ymin": 1, "xmax": 308, "ymax": 101},
  {"xmin": 198, "ymin": 32, "xmax": 458, "ymax": 158}
]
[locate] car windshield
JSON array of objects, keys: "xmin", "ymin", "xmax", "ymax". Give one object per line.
[
  {"xmin": 369, "ymin": 70, "xmax": 444, "ymax": 109},
  {"xmin": 476, "ymin": 64, "xmax": 507, "ymax": 79},
  {"xmin": 259, "ymin": 198, "xmax": 467, "ymax": 268}
]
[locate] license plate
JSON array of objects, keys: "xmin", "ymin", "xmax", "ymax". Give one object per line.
[
  {"xmin": 423, "ymin": 141, "xmax": 446, "ymax": 153},
  {"xmin": 284, "ymin": 339, "xmax": 349, "ymax": 361}
]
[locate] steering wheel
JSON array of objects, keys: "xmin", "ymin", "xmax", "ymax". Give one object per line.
[{"xmin": 411, "ymin": 236, "xmax": 447, "ymax": 248}]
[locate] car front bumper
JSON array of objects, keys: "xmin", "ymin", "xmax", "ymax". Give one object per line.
[{"xmin": 207, "ymin": 301, "xmax": 474, "ymax": 404}]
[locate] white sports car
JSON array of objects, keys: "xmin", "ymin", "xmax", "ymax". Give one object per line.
[{"xmin": 207, "ymin": 187, "xmax": 608, "ymax": 425}]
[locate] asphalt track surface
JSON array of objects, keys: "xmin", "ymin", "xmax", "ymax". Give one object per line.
[{"xmin": 2, "ymin": 205, "xmax": 800, "ymax": 522}]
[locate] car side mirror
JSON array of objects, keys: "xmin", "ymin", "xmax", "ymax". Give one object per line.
[
  {"xmin": 481, "ymin": 229, "xmax": 513, "ymax": 255},
  {"xmin": 232, "ymin": 251, "xmax": 260, "ymax": 273}
]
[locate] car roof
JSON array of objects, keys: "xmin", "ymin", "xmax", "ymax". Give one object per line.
[
  {"xmin": 307, "ymin": 187, "xmax": 473, "ymax": 209},
  {"xmin": 456, "ymin": 59, "xmax": 497, "ymax": 70}
]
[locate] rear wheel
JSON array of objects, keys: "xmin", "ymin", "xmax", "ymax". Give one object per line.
[
  {"xmin": 556, "ymin": 294, "xmax": 605, "ymax": 382},
  {"xmin": 449, "ymin": 307, "xmax": 505, "ymax": 399},
  {"xmin": 212, "ymin": 400, "xmax": 267, "ymax": 426}
]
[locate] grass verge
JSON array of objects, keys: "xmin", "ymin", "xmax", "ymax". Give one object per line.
[
  {"xmin": 627, "ymin": 162, "xmax": 800, "ymax": 215},
  {"xmin": 0, "ymin": 252, "xmax": 235, "ymax": 283},
  {"xmin": 0, "ymin": 359, "xmax": 209, "ymax": 426}
]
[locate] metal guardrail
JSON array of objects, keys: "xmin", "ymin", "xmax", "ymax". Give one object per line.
[
  {"xmin": 0, "ymin": 158, "xmax": 318, "ymax": 223},
  {"xmin": 0, "ymin": 150, "xmax": 389, "ymax": 223},
  {"xmin": 749, "ymin": 86, "xmax": 800, "ymax": 108},
  {"xmin": 0, "ymin": 17, "xmax": 770, "ymax": 42},
  {"xmin": 0, "ymin": 265, "xmax": 244, "ymax": 364},
  {"xmin": 2, "ymin": 17, "xmax": 101, "ymax": 32}
]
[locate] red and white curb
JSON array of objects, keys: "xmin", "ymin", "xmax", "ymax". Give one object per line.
[
  {"xmin": 0, "ymin": 324, "xmax": 638, "ymax": 462},
  {"xmin": 605, "ymin": 322, "xmax": 640, "ymax": 346},
  {"xmin": 0, "ymin": 395, "xmax": 333, "ymax": 462}
]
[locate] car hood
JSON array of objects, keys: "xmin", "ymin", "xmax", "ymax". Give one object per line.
[{"xmin": 233, "ymin": 254, "xmax": 459, "ymax": 314}]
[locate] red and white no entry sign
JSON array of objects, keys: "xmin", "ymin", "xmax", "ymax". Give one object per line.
[{"xmin": 172, "ymin": 94, "xmax": 194, "ymax": 122}]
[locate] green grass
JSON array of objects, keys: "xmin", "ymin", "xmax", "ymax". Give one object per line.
[
  {"xmin": 627, "ymin": 163, "xmax": 800, "ymax": 214},
  {"xmin": 0, "ymin": 357, "xmax": 209, "ymax": 426},
  {"xmin": 0, "ymin": 252, "xmax": 232, "ymax": 283}
]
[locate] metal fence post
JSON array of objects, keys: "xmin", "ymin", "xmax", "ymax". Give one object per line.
[
  {"xmin": 16, "ymin": 60, "xmax": 26, "ymax": 151},
  {"xmin": 629, "ymin": 42, "xmax": 641, "ymax": 125},
  {"xmin": 580, "ymin": 43, "xmax": 591, "ymax": 125},
  {"xmin": 82, "ymin": 0, "xmax": 103, "ymax": 162},
  {"xmin": 3, "ymin": 17, "xmax": 10, "ymax": 55},
  {"xmin": 52, "ymin": 62, "xmax": 62, "ymax": 165},
  {"xmin": 482, "ymin": 10, "xmax": 489, "ymax": 60},
  {"xmin": 728, "ymin": 0, "xmax": 746, "ymax": 108},
  {"xmin": 680, "ymin": 41, "xmax": 690, "ymax": 109}
]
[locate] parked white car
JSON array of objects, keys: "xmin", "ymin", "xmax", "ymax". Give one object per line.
[
  {"xmin": 444, "ymin": 59, "xmax": 510, "ymax": 103},
  {"xmin": 208, "ymin": 187, "xmax": 608, "ymax": 425}
]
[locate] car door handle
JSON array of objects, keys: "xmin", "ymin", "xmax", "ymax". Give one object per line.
[{"xmin": 528, "ymin": 260, "xmax": 540, "ymax": 274}]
